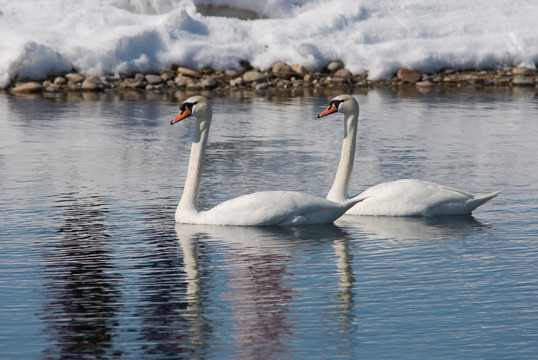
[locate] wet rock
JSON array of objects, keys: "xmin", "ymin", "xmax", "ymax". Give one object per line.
[
  {"xmin": 65, "ymin": 73, "xmax": 85, "ymax": 83},
  {"xmin": 44, "ymin": 84, "xmax": 62, "ymax": 92},
  {"xmin": 303, "ymin": 73, "xmax": 315, "ymax": 82},
  {"xmin": 82, "ymin": 75, "xmax": 103, "ymax": 90},
  {"xmin": 160, "ymin": 71, "xmax": 174, "ymax": 82},
  {"xmin": 145, "ymin": 74, "xmax": 163, "ymax": 85},
  {"xmin": 230, "ymin": 77, "xmax": 244, "ymax": 87},
  {"xmin": 175, "ymin": 75, "xmax": 194, "ymax": 88},
  {"xmin": 254, "ymin": 82, "xmax": 270, "ymax": 90},
  {"xmin": 397, "ymin": 69, "xmax": 421, "ymax": 83},
  {"xmin": 54, "ymin": 76, "xmax": 67, "ymax": 86},
  {"xmin": 201, "ymin": 77, "xmax": 218, "ymax": 89},
  {"xmin": 272, "ymin": 62, "xmax": 294, "ymax": 79},
  {"xmin": 242, "ymin": 70, "xmax": 266, "ymax": 82},
  {"xmin": 121, "ymin": 78, "xmax": 145, "ymax": 89},
  {"xmin": 291, "ymin": 64, "xmax": 307, "ymax": 76},
  {"xmin": 512, "ymin": 67, "xmax": 532, "ymax": 75},
  {"xmin": 225, "ymin": 69, "xmax": 239, "ymax": 77},
  {"xmin": 512, "ymin": 76, "xmax": 535, "ymax": 86},
  {"xmin": 416, "ymin": 80, "xmax": 434, "ymax": 87},
  {"xmin": 327, "ymin": 61, "xmax": 344, "ymax": 72},
  {"xmin": 11, "ymin": 82, "xmax": 43, "ymax": 94},
  {"xmin": 333, "ymin": 68, "xmax": 353, "ymax": 83},
  {"xmin": 176, "ymin": 66, "xmax": 202, "ymax": 77},
  {"xmin": 201, "ymin": 66, "xmax": 215, "ymax": 75}
]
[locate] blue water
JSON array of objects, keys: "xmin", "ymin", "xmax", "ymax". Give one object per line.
[{"xmin": 1, "ymin": 88, "xmax": 537, "ymax": 359}]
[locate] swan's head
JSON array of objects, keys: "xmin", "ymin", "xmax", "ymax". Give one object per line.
[
  {"xmin": 318, "ymin": 94, "xmax": 359, "ymax": 118},
  {"xmin": 171, "ymin": 96, "xmax": 212, "ymax": 125}
]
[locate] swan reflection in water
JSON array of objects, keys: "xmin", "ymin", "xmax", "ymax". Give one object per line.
[
  {"xmin": 337, "ymin": 214, "xmax": 489, "ymax": 242},
  {"xmin": 175, "ymin": 223, "xmax": 357, "ymax": 358}
]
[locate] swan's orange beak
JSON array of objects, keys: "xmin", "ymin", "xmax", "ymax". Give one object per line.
[
  {"xmin": 318, "ymin": 102, "xmax": 338, "ymax": 118},
  {"xmin": 171, "ymin": 107, "xmax": 191, "ymax": 125}
]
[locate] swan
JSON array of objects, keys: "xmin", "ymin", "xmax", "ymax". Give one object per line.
[
  {"xmin": 318, "ymin": 94, "xmax": 500, "ymax": 216},
  {"xmin": 170, "ymin": 96, "xmax": 366, "ymax": 226}
]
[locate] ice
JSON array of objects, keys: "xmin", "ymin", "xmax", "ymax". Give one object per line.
[{"xmin": 0, "ymin": 0, "xmax": 536, "ymax": 88}]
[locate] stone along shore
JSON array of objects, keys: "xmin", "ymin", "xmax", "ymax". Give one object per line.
[{"xmin": 7, "ymin": 61, "xmax": 538, "ymax": 95}]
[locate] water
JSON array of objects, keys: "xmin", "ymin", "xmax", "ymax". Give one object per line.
[{"xmin": 1, "ymin": 88, "xmax": 537, "ymax": 359}]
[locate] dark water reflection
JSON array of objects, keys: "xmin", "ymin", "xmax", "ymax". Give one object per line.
[
  {"xmin": 40, "ymin": 193, "xmax": 121, "ymax": 359},
  {"xmin": 2, "ymin": 89, "xmax": 538, "ymax": 359}
]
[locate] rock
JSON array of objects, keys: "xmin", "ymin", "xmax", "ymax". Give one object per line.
[
  {"xmin": 230, "ymin": 77, "xmax": 244, "ymax": 87},
  {"xmin": 145, "ymin": 74, "xmax": 163, "ymax": 85},
  {"xmin": 512, "ymin": 76, "xmax": 535, "ymax": 86},
  {"xmin": 512, "ymin": 67, "xmax": 531, "ymax": 75},
  {"xmin": 242, "ymin": 70, "xmax": 266, "ymax": 82},
  {"xmin": 176, "ymin": 66, "xmax": 202, "ymax": 77},
  {"xmin": 255, "ymin": 82, "xmax": 270, "ymax": 90},
  {"xmin": 291, "ymin": 64, "xmax": 307, "ymax": 75},
  {"xmin": 160, "ymin": 72, "xmax": 174, "ymax": 82},
  {"xmin": 333, "ymin": 68, "xmax": 352, "ymax": 83},
  {"xmin": 201, "ymin": 66, "xmax": 215, "ymax": 75},
  {"xmin": 225, "ymin": 69, "xmax": 239, "ymax": 77},
  {"xmin": 272, "ymin": 62, "xmax": 294, "ymax": 79},
  {"xmin": 44, "ymin": 84, "xmax": 62, "ymax": 92},
  {"xmin": 65, "ymin": 73, "xmax": 85, "ymax": 83},
  {"xmin": 397, "ymin": 69, "xmax": 421, "ymax": 83},
  {"xmin": 416, "ymin": 80, "xmax": 434, "ymax": 87},
  {"xmin": 82, "ymin": 75, "xmax": 102, "ymax": 90},
  {"xmin": 54, "ymin": 76, "xmax": 67, "ymax": 86},
  {"xmin": 11, "ymin": 82, "xmax": 43, "ymax": 94},
  {"xmin": 175, "ymin": 75, "xmax": 194, "ymax": 87},
  {"xmin": 327, "ymin": 61, "xmax": 344, "ymax": 72},
  {"xmin": 121, "ymin": 78, "xmax": 145, "ymax": 89},
  {"xmin": 303, "ymin": 73, "xmax": 314, "ymax": 82},
  {"xmin": 201, "ymin": 77, "xmax": 218, "ymax": 89},
  {"xmin": 186, "ymin": 81, "xmax": 203, "ymax": 90}
]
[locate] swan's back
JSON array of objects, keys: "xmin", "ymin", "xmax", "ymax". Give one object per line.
[
  {"xmin": 176, "ymin": 190, "xmax": 360, "ymax": 226},
  {"xmin": 348, "ymin": 179, "xmax": 499, "ymax": 216}
]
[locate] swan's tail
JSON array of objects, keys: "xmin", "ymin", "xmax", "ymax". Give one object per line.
[{"xmin": 468, "ymin": 190, "xmax": 501, "ymax": 211}]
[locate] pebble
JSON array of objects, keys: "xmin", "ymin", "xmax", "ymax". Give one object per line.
[
  {"xmin": 512, "ymin": 76, "xmax": 535, "ymax": 86},
  {"xmin": 397, "ymin": 69, "xmax": 421, "ymax": 83},
  {"xmin": 54, "ymin": 76, "xmax": 67, "ymax": 86},
  {"xmin": 82, "ymin": 75, "xmax": 103, "ymax": 90},
  {"xmin": 11, "ymin": 82, "xmax": 43, "ymax": 94},
  {"xmin": 272, "ymin": 62, "xmax": 294, "ymax": 79},
  {"xmin": 65, "ymin": 73, "xmax": 85, "ymax": 83},
  {"xmin": 333, "ymin": 68, "xmax": 353, "ymax": 83},
  {"xmin": 176, "ymin": 66, "xmax": 202, "ymax": 77},
  {"xmin": 327, "ymin": 61, "xmax": 344, "ymax": 72},
  {"xmin": 145, "ymin": 74, "xmax": 163, "ymax": 85},
  {"xmin": 291, "ymin": 64, "xmax": 307, "ymax": 75},
  {"xmin": 242, "ymin": 70, "xmax": 266, "ymax": 82},
  {"xmin": 5, "ymin": 63, "xmax": 538, "ymax": 95}
]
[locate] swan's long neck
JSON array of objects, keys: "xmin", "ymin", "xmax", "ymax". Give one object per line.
[
  {"xmin": 327, "ymin": 111, "xmax": 357, "ymax": 203},
  {"xmin": 177, "ymin": 115, "xmax": 211, "ymax": 214}
]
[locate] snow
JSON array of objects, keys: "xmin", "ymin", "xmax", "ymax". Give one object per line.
[{"xmin": 1, "ymin": 0, "xmax": 536, "ymax": 88}]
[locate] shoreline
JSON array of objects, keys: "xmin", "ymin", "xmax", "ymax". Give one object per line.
[{"xmin": 6, "ymin": 61, "xmax": 538, "ymax": 98}]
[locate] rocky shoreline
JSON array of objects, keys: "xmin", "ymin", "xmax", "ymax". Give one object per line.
[{"xmin": 7, "ymin": 61, "xmax": 538, "ymax": 97}]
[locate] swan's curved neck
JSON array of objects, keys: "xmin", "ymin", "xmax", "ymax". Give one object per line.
[
  {"xmin": 327, "ymin": 111, "xmax": 357, "ymax": 202},
  {"xmin": 178, "ymin": 115, "xmax": 211, "ymax": 214}
]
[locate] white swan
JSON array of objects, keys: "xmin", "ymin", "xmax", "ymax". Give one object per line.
[
  {"xmin": 318, "ymin": 94, "xmax": 500, "ymax": 216},
  {"xmin": 171, "ymin": 96, "xmax": 366, "ymax": 226}
]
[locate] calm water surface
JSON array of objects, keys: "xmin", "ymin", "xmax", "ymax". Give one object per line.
[{"xmin": 1, "ymin": 88, "xmax": 537, "ymax": 359}]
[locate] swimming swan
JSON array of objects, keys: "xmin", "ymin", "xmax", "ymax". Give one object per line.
[
  {"xmin": 171, "ymin": 96, "xmax": 366, "ymax": 225},
  {"xmin": 318, "ymin": 94, "xmax": 500, "ymax": 216}
]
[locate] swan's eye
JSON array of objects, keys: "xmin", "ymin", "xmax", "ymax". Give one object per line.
[
  {"xmin": 330, "ymin": 99, "xmax": 343, "ymax": 108},
  {"xmin": 179, "ymin": 102, "xmax": 194, "ymax": 112}
]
